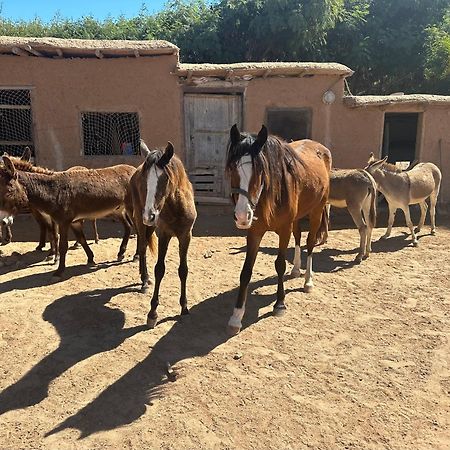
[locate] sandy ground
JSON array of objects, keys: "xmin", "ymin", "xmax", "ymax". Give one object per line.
[{"xmin": 0, "ymin": 210, "xmax": 449, "ymax": 450}]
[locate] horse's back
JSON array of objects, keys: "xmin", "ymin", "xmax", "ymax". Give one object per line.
[{"xmin": 290, "ymin": 139, "xmax": 332, "ymax": 172}]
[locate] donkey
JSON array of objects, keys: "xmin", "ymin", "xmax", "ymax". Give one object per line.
[
  {"xmin": 0, "ymin": 214, "xmax": 13, "ymax": 244},
  {"xmin": 0, "ymin": 156, "xmax": 135, "ymax": 278},
  {"xmin": 126, "ymin": 140, "xmax": 197, "ymax": 328},
  {"xmin": 365, "ymin": 153, "xmax": 442, "ymax": 245},
  {"xmin": 226, "ymin": 124, "xmax": 330, "ymax": 335}
]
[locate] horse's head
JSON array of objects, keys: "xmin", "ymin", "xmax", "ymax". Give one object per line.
[
  {"xmin": 0, "ymin": 155, "xmax": 28, "ymax": 217},
  {"xmin": 226, "ymin": 124, "xmax": 268, "ymax": 229},
  {"xmin": 140, "ymin": 140, "xmax": 174, "ymax": 227},
  {"xmin": 365, "ymin": 153, "xmax": 388, "ymax": 174}
]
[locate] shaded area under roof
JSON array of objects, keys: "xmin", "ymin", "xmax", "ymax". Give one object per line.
[
  {"xmin": 0, "ymin": 36, "xmax": 179, "ymax": 58},
  {"xmin": 176, "ymin": 62, "xmax": 354, "ymax": 79},
  {"xmin": 344, "ymin": 94, "xmax": 450, "ymax": 108}
]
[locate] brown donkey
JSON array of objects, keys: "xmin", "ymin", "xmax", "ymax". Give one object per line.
[
  {"xmin": 226, "ymin": 125, "xmax": 331, "ymax": 335},
  {"xmin": 0, "ymin": 156, "xmax": 135, "ymax": 278},
  {"xmin": 126, "ymin": 140, "xmax": 196, "ymax": 328}
]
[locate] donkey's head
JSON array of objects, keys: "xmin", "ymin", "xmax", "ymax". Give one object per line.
[
  {"xmin": 0, "ymin": 155, "xmax": 28, "ymax": 218},
  {"xmin": 365, "ymin": 153, "xmax": 388, "ymax": 174},
  {"xmin": 226, "ymin": 124, "xmax": 268, "ymax": 229},
  {"xmin": 140, "ymin": 141, "xmax": 175, "ymax": 227}
]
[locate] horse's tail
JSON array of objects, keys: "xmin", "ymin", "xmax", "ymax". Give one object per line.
[
  {"xmin": 146, "ymin": 226, "xmax": 157, "ymax": 256},
  {"xmin": 315, "ymin": 204, "xmax": 329, "ymax": 246}
]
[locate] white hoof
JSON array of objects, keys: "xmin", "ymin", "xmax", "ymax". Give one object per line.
[
  {"xmin": 290, "ymin": 268, "xmax": 302, "ymax": 278},
  {"xmin": 304, "ymin": 283, "xmax": 313, "ymax": 293},
  {"xmin": 413, "ymin": 240, "xmax": 419, "ymax": 247},
  {"xmin": 431, "ymin": 229, "xmax": 436, "ymax": 236},
  {"xmin": 227, "ymin": 324, "xmax": 241, "ymax": 336},
  {"xmin": 146, "ymin": 315, "xmax": 157, "ymax": 329},
  {"xmin": 381, "ymin": 234, "xmax": 390, "ymax": 240}
]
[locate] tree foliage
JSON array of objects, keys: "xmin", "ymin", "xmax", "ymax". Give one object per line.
[{"xmin": 1, "ymin": 0, "xmax": 450, "ymax": 94}]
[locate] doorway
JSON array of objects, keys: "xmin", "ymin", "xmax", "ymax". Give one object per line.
[{"xmin": 382, "ymin": 113, "xmax": 419, "ymax": 163}]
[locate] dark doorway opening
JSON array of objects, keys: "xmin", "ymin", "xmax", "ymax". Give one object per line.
[
  {"xmin": 266, "ymin": 108, "xmax": 312, "ymax": 142},
  {"xmin": 382, "ymin": 113, "xmax": 418, "ymax": 163}
]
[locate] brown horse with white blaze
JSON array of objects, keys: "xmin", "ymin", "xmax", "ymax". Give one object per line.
[
  {"xmin": 126, "ymin": 140, "xmax": 197, "ymax": 328},
  {"xmin": 226, "ymin": 125, "xmax": 331, "ymax": 335}
]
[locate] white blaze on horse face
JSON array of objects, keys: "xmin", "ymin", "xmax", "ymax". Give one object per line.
[
  {"xmin": 235, "ymin": 154, "xmax": 254, "ymax": 229},
  {"xmin": 143, "ymin": 164, "xmax": 163, "ymax": 226}
]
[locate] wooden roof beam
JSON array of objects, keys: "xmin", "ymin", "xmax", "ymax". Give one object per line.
[
  {"xmin": 95, "ymin": 49, "xmax": 104, "ymax": 59},
  {"xmin": 11, "ymin": 46, "xmax": 29, "ymax": 57},
  {"xmin": 25, "ymin": 44, "xmax": 43, "ymax": 57}
]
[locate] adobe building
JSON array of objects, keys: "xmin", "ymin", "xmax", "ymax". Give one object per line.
[{"xmin": 0, "ymin": 36, "xmax": 449, "ymax": 206}]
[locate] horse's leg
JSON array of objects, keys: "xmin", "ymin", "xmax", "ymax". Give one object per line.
[
  {"xmin": 92, "ymin": 219, "xmax": 99, "ymax": 244},
  {"xmin": 415, "ymin": 201, "xmax": 428, "ymax": 234},
  {"xmin": 136, "ymin": 219, "xmax": 153, "ymax": 292},
  {"xmin": 430, "ymin": 192, "xmax": 438, "ymax": 235},
  {"xmin": 52, "ymin": 223, "xmax": 69, "ymax": 279},
  {"xmin": 117, "ymin": 214, "xmax": 131, "ymax": 261},
  {"xmin": 178, "ymin": 231, "xmax": 192, "ymax": 317},
  {"xmin": 347, "ymin": 203, "xmax": 367, "ymax": 262},
  {"xmin": 304, "ymin": 206, "xmax": 325, "ymax": 293},
  {"xmin": 290, "ymin": 220, "xmax": 302, "ymax": 278},
  {"xmin": 228, "ymin": 231, "xmax": 264, "ymax": 335},
  {"xmin": 70, "ymin": 220, "xmax": 96, "ymax": 264},
  {"xmin": 402, "ymin": 206, "xmax": 418, "ymax": 246},
  {"xmin": 382, "ymin": 202, "xmax": 396, "ymax": 239},
  {"xmin": 147, "ymin": 232, "xmax": 171, "ymax": 329},
  {"xmin": 274, "ymin": 227, "xmax": 291, "ymax": 315}
]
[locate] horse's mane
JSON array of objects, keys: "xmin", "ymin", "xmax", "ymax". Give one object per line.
[
  {"xmin": 226, "ymin": 134, "xmax": 300, "ymax": 223},
  {"xmin": 144, "ymin": 148, "xmax": 193, "ymax": 202}
]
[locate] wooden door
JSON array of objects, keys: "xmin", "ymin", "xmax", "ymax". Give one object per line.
[{"xmin": 184, "ymin": 94, "xmax": 242, "ymax": 200}]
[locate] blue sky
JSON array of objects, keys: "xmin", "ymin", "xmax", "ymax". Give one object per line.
[{"xmin": 0, "ymin": 0, "xmax": 167, "ymax": 22}]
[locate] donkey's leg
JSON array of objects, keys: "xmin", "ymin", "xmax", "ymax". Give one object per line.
[
  {"xmin": 430, "ymin": 192, "xmax": 438, "ymax": 235},
  {"xmin": 3, "ymin": 224, "xmax": 12, "ymax": 244},
  {"xmin": 48, "ymin": 220, "xmax": 59, "ymax": 264},
  {"xmin": 382, "ymin": 203, "xmax": 396, "ymax": 239},
  {"xmin": 291, "ymin": 220, "xmax": 302, "ymax": 278},
  {"xmin": 32, "ymin": 210, "xmax": 48, "ymax": 251},
  {"xmin": 117, "ymin": 215, "xmax": 131, "ymax": 261},
  {"xmin": 147, "ymin": 232, "xmax": 171, "ymax": 329},
  {"xmin": 274, "ymin": 227, "xmax": 291, "ymax": 315},
  {"xmin": 347, "ymin": 203, "xmax": 367, "ymax": 262},
  {"xmin": 228, "ymin": 231, "xmax": 264, "ymax": 336},
  {"xmin": 69, "ymin": 220, "xmax": 83, "ymax": 250},
  {"xmin": 92, "ymin": 219, "xmax": 99, "ymax": 244},
  {"xmin": 402, "ymin": 206, "xmax": 418, "ymax": 246},
  {"xmin": 415, "ymin": 201, "xmax": 428, "ymax": 233},
  {"xmin": 362, "ymin": 197, "xmax": 373, "ymax": 256},
  {"xmin": 70, "ymin": 221, "xmax": 95, "ymax": 264},
  {"xmin": 52, "ymin": 223, "xmax": 69, "ymax": 279},
  {"xmin": 178, "ymin": 231, "xmax": 192, "ymax": 317}
]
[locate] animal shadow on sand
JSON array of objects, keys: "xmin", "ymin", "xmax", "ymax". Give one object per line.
[
  {"xmin": 45, "ymin": 274, "xmax": 293, "ymax": 439},
  {"xmin": 0, "ymin": 286, "xmax": 146, "ymax": 417},
  {"xmin": 0, "ymin": 259, "xmax": 129, "ymax": 294}
]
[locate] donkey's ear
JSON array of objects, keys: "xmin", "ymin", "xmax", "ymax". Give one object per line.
[
  {"xmin": 140, "ymin": 139, "xmax": 151, "ymax": 158},
  {"xmin": 230, "ymin": 124, "xmax": 243, "ymax": 146},
  {"xmin": 251, "ymin": 125, "xmax": 268, "ymax": 155},
  {"xmin": 3, "ymin": 156, "xmax": 17, "ymax": 178},
  {"xmin": 157, "ymin": 142, "xmax": 174, "ymax": 168},
  {"xmin": 368, "ymin": 152, "xmax": 376, "ymax": 164},
  {"xmin": 21, "ymin": 147, "xmax": 32, "ymax": 162}
]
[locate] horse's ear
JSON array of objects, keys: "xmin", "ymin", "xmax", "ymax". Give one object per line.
[
  {"xmin": 230, "ymin": 124, "xmax": 243, "ymax": 146},
  {"xmin": 157, "ymin": 142, "xmax": 174, "ymax": 168},
  {"xmin": 3, "ymin": 156, "xmax": 17, "ymax": 178},
  {"xmin": 21, "ymin": 147, "xmax": 32, "ymax": 162},
  {"xmin": 140, "ymin": 139, "xmax": 151, "ymax": 158},
  {"xmin": 251, "ymin": 125, "xmax": 268, "ymax": 155}
]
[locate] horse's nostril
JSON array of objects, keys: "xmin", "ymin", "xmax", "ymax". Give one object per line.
[
  {"xmin": 234, "ymin": 214, "xmax": 238, "ymax": 222},
  {"xmin": 150, "ymin": 213, "xmax": 155, "ymax": 222},
  {"xmin": 247, "ymin": 211, "xmax": 251, "ymax": 221}
]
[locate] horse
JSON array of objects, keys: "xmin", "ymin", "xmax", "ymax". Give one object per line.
[
  {"xmin": 365, "ymin": 153, "xmax": 442, "ymax": 246},
  {"xmin": 226, "ymin": 124, "xmax": 331, "ymax": 335},
  {"xmin": 0, "ymin": 156, "xmax": 135, "ymax": 278},
  {"xmin": 126, "ymin": 140, "xmax": 196, "ymax": 328}
]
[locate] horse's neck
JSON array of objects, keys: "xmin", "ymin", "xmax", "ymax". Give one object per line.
[{"xmin": 19, "ymin": 172, "xmax": 61, "ymax": 212}]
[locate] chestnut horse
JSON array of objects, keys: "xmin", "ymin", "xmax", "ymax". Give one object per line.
[
  {"xmin": 0, "ymin": 156, "xmax": 135, "ymax": 278},
  {"xmin": 126, "ymin": 140, "xmax": 196, "ymax": 328},
  {"xmin": 226, "ymin": 125, "xmax": 331, "ymax": 335}
]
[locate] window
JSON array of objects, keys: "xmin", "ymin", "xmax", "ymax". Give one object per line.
[
  {"xmin": 81, "ymin": 112, "xmax": 140, "ymax": 156},
  {"xmin": 266, "ymin": 108, "xmax": 312, "ymax": 142},
  {"xmin": 0, "ymin": 89, "xmax": 34, "ymax": 157}
]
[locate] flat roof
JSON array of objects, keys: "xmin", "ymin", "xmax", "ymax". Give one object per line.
[
  {"xmin": 176, "ymin": 62, "xmax": 354, "ymax": 79},
  {"xmin": 0, "ymin": 36, "xmax": 179, "ymax": 58},
  {"xmin": 344, "ymin": 94, "xmax": 450, "ymax": 108}
]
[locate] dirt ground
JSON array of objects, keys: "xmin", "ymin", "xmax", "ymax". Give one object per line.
[{"xmin": 0, "ymin": 209, "xmax": 449, "ymax": 450}]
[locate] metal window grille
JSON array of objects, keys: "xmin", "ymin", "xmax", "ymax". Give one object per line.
[
  {"xmin": 81, "ymin": 112, "xmax": 140, "ymax": 156},
  {"xmin": 0, "ymin": 89, "xmax": 34, "ymax": 157}
]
